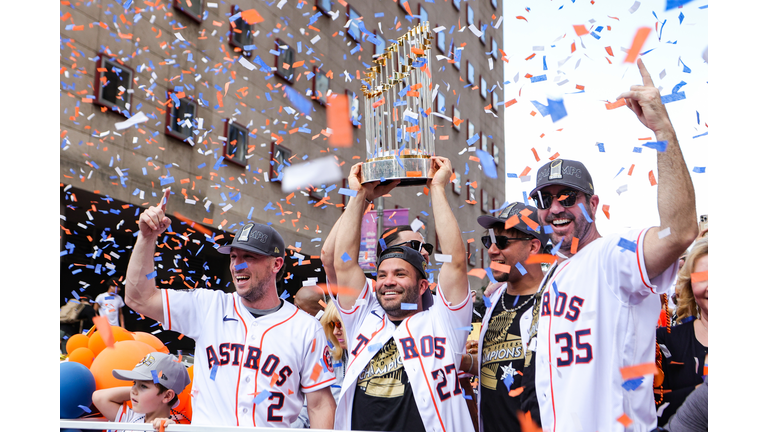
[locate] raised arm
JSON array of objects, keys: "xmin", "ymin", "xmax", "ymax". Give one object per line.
[
  {"xmin": 333, "ymin": 163, "xmax": 399, "ymax": 309},
  {"xmin": 320, "ymin": 211, "xmax": 345, "ymax": 287},
  {"xmin": 92, "ymin": 386, "xmax": 131, "ymax": 422},
  {"xmin": 428, "ymin": 157, "xmax": 469, "ymax": 305},
  {"xmin": 618, "ymin": 59, "xmax": 698, "ymax": 279},
  {"xmin": 124, "ymin": 189, "xmax": 172, "ymax": 323}
]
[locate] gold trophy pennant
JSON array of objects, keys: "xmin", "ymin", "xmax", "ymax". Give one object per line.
[{"xmin": 361, "ymin": 23, "xmax": 435, "ymax": 186}]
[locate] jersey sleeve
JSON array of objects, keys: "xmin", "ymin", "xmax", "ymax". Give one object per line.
[
  {"xmin": 160, "ymin": 288, "xmax": 221, "ymax": 341},
  {"xmin": 601, "ymin": 228, "xmax": 678, "ymax": 300},
  {"xmin": 300, "ymin": 324, "xmax": 337, "ymax": 393},
  {"xmin": 431, "ymin": 273, "xmax": 473, "ymax": 356},
  {"xmin": 331, "ymin": 278, "xmax": 377, "ymax": 344}
]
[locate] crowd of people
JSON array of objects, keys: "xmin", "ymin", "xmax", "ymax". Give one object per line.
[{"xmin": 67, "ymin": 60, "xmax": 708, "ymax": 431}]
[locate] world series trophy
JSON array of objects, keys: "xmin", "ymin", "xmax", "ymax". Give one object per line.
[{"xmin": 361, "ymin": 22, "xmax": 435, "ymax": 186}]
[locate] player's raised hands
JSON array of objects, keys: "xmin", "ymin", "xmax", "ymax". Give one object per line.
[
  {"xmin": 138, "ymin": 188, "xmax": 172, "ymax": 238},
  {"xmin": 427, "ymin": 156, "xmax": 453, "ymax": 189},
  {"xmin": 617, "ymin": 58, "xmax": 673, "ymax": 136},
  {"xmin": 348, "ymin": 162, "xmax": 400, "ymax": 202}
]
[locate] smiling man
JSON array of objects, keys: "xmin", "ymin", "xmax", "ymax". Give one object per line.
[
  {"xmin": 521, "ymin": 59, "xmax": 700, "ymax": 432},
  {"xmin": 124, "ymin": 189, "xmax": 336, "ymax": 428},
  {"xmin": 330, "ymin": 156, "xmax": 474, "ymax": 432},
  {"xmin": 459, "ymin": 202, "xmax": 548, "ymax": 432}
]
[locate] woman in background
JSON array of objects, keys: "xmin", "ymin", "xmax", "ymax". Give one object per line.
[{"xmin": 320, "ymin": 302, "xmax": 348, "ymax": 402}]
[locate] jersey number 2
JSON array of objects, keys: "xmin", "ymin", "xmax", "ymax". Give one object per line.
[
  {"xmin": 554, "ymin": 329, "xmax": 593, "ymax": 367},
  {"xmin": 267, "ymin": 392, "xmax": 285, "ymax": 422}
]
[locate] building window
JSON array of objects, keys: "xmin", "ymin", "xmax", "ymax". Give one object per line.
[
  {"xmin": 274, "ymin": 39, "xmax": 296, "ymax": 84},
  {"xmin": 452, "ymin": 106, "xmax": 461, "ymax": 132},
  {"xmin": 467, "ymin": 120, "xmax": 475, "ymax": 142},
  {"xmin": 165, "ymin": 90, "xmax": 197, "ymax": 143},
  {"xmin": 224, "ymin": 120, "xmax": 248, "ymax": 167},
  {"xmin": 269, "ymin": 142, "xmax": 293, "ymax": 182},
  {"xmin": 94, "ymin": 56, "xmax": 133, "ymax": 117},
  {"xmin": 418, "ymin": 4, "xmax": 428, "ymax": 23},
  {"xmin": 467, "ymin": 242, "xmax": 477, "ymax": 266},
  {"xmin": 481, "ymin": 133, "xmax": 488, "ymax": 154},
  {"xmin": 479, "ymin": 21, "xmax": 486, "ymax": 45},
  {"xmin": 492, "ymin": 142, "xmax": 500, "ymax": 165},
  {"xmin": 453, "ymin": 0, "xmax": 461, "ymax": 11},
  {"xmin": 481, "ymin": 189, "xmax": 489, "ymax": 213},
  {"xmin": 316, "ymin": 0, "xmax": 332, "ymax": 16},
  {"xmin": 452, "ymin": 170, "xmax": 461, "ymax": 195},
  {"xmin": 436, "ymin": 91, "xmax": 446, "ymax": 115},
  {"xmin": 347, "ymin": 6, "xmax": 362, "ymax": 43},
  {"xmin": 467, "ymin": 61, "xmax": 475, "ymax": 85},
  {"xmin": 174, "ymin": 0, "xmax": 204, "ymax": 23},
  {"xmin": 492, "ymin": 37, "xmax": 498, "ymax": 60},
  {"xmin": 229, "ymin": 5, "xmax": 253, "ymax": 57},
  {"xmin": 436, "ymin": 26, "xmax": 446, "ymax": 53},
  {"xmin": 453, "ymin": 44, "xmax": 461, "ymax": 70},
  {"xmin": 480, "ymin": 76, "xmax": 487, "ymax": 99},
  {"xmin": 313, "ymin": 67, "xmax": 330, "ymax": 105},
  {"xmin": 346, "ymin": 90, "xmax": 360, "ymax": 126},
  {"xmin": 466, "ymin": 4, "xmax": 474, "ymax": 28},
  {"xmin": 467, "ymin": 178, "xmax": 476, "ymax": 203},
  {"xmin": 373, "ymin": 30, "xmax": 386, "ymax": 57},
  {"xmin": 492, "ymin": 91, "xmax": 499, "ymax": 112},
  {"xmin": 491, "ymin": 0, "xmax": 497, "ymax": 9}
]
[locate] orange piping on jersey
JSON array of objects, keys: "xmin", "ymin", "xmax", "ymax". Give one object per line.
[
  {"xmin": 346, "ymin": 314, "xmax": 386, "ymax": 371},
  {"xmin": 164, "ymin": 289, "xmax": 172, "ymax": 330},
  {"xmin": 404, "ymin": 316, "xmax": 447, "ymax": 432},
  {"xmin": 231, "ymin": 293, "xmax": 249, "ymax": 426},
  {"xmin": 339, "ymin": 281, "xmax": 371, "ymax": 315},
  {"xmin": 436, "ymin": 282, "xmax": 471, "ymax": 311},
  {"xmin": 545, "ymin": 261, "xmax": 570, "ymax": 432},
  {"xmin": 303, "ymin": 375, "xmax": 336, "ymax": 389},
  {"xmin": 252, "ymin": 307, "xmax": 299, "ymax": 426},
  {"xmin": 635, "ymin": 229, "xmax": 654, "ymax": 291}
]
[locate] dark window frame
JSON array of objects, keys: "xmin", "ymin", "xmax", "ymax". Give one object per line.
[
  {"xmin": 93, "ymin": 55, "xmax": 134, "ymax": 118},
  {"xmin": 274, "ymin": 39, "xmax": 296, "ymax": 84},
  {"xmin": 269, "ymin": 141, "xmax": 293, "ymax": 182},
  {"xmin": 173, "ymin": 0, "xmax": 204, "ymax": 23},
  {"xmin": 224, "ymin": 119, "xmax": 249, "ymax": 168},
  {"xmin": 228, "ymin": 5, "xmax": 253, "ymax": 58},
  {"xmin": 164, "ymin": 90, "xmax": 198, "ymax": 143}
]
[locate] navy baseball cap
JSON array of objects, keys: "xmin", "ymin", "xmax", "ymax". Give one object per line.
[
  {"xmin": 530, "ymin": 159, "xmax": 594, "ymax": 196},
  {"xmin": 217, "ymin": 222, "xmax": 285, "ymax": 257},
  {"xmin": 477, "ymin": 202, "xmax": 548, "ymax": 245}
]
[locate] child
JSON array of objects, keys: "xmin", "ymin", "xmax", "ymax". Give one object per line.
[{"xmin": 92, "ymin": 352, "xmax": 191, "ymax": 431}]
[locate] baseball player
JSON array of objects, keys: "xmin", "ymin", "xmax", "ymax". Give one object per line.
[
  {"xmin": 523, "ymin": 59, "xmax": 699, "ymax": 432},
  {"xmin": 460, "ymin": 202, "xmax": 548, "ymax": 432},
  {"xmin": 124, "ymin": 189, "xmax": 337, "ymax": 427},
  {"xmin": 330, "ymin": 156, "xmax": 475, "ymax": 431}
]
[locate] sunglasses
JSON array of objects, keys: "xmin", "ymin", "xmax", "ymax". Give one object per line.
[
  {"xmin": 331, "ymin": 321, "xmax": 343, "ymax": 329},
  {"xmin": 531, "ymin": 189, "xmax": 580, "ymax": 210},
  {"xmin": 391, "ymin": 240, "xmax": 434, "ymax": 256},
  {"xmin": 481, "ymin": 235, "xmax": 534, "ymax": 250}
]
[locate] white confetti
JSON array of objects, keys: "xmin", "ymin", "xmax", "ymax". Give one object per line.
[
  {"xmin": 656, "ymin": 402, "xmax": 670, "ymax": 417},
  {"xmin": 410, "ymin": 218, "xmax": 425, "ymax": 233},
  {"xmin": 657, "ymin": 227, "xmax": 671, "ymax": 239},
  {"xmin": 493, "ymin": 16, "xmax": 503, "ymax": 29},
  {"xmin": 311, "ymin": 35, "xmax": 321, "ymax": 44},
  {"xmin": 629, "ymin": 1, "xmax": 641, "ymax": 13},
  {"xmin": 277, "ymin": 0, "xmax": 287, "ymax": 9},
  {"xmin": 467, "ymin": 24, "xmax": 483, "ymax": 38},
  {"xmin": 281, "ymin": 156, "xmax": 343, "ymax": 193},
  {"xmin": 616, "ymin": 184, "xmax": 628, "ymax": 195},
  {"xmin": 488, "ymin": 58, "xmax": 493, "ymax": 70},
  {"xmin": 659, "ymin": 69, "xmax": 666, "ymax": 79},
  {"xmin": 434, "ymin": 254, "xmax": 453, "ymax": 263},
  {"xmin": 174, "ymin": 32, "xmax": 186, "ymax": 41},
  {"xmin": 238, "ymin": 57, "xmax": 257, "ymax": 71},
  {"xmin": 115, "ymin": 111, "xmax": 149, "ymax": 130},
  {"xmin": 433, "ymin": 26, "xmax": 446, "ymax": 33}
]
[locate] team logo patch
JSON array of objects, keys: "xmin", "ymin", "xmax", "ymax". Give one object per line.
[
  {"xmin": 323, "ymin": 345, "xmax": 333, "ymax": 372},
  {"xmin": 137, "ymin": 353, "xmax": 156, "ymax": 368}
]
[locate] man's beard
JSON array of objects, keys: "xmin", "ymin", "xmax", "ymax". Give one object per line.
[
  {"xmin": 240, "ymin": 276, "xmax": 271, "ymax": 303},
  {"xmin": 377, "ymin": 282, "xmax": 421, "ymax": 319}
]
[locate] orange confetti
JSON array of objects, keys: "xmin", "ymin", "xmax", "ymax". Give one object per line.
[
  {"xmin": 328, "ymin": 95, "xmax": 353, "ymax": 147},
  {"xmin": 508, "ymin": 387, "xmax": 524, "ymax": 397},
  {"xmin": 517, "ymin": 411, "xmax": 543, "ymax": 432},
  {"xmin": 406, "ymin": 171, "xmax": 423, "ymax": 177},
  {"xmin": 620, "ymin": 362, "xmax": 658, "ymax": 380},
  {"xmin": 173, "ymin": 212, "xmax": 213, "ymax": 236},
  {"xmin": 403, "ymin": 0, "xmax": 414, "ymax": 16},
  {"xmin": 573, "ymin": 24, "xmax": 589, "ymax": 36},
  {"xmin": 516, "ymin": 16, "xmax": 528, "ymax": 22},
  {"xmin": 531, "ymin": 148, "xmax": 540, "ymax": 162},
  {"xmin": 504, "ymin": 215, "xmax": 520, "ymax": 231},
  {"xmin": 623, "ymin": 27, "xmax": 651, "ymax": 64},
  {"xmin": 570, "ymin": 237, "xmax": 579, "ymax": 255},
  {"xmin": 617, "ymin": 414, "xmax": 633, "ymax": 427},
  {"xmin": 571, "ymin": 42, "xmax": 576, "ymax": 53},
  {"xmin": 525, "ymin": 53, "xmax": 536, "ymax": 61},
  {"xmin": 628, "ymin": 164, "xmax": 635, "ymax": 176},
  {"xmin": 468, "ymin": 268, "xmax": 487, "ymax": 279},
  {"xmin": 521, "ymin": 215, "xmax": 539, "ymax": 231},
  {"xmin": 605, "ymin": 98, "xmax": 626, "ymax": 110},
  {"xmin": 318, "ymin": 299, "xmax": 328, "ymax": 308},
  {"xmin": 310, "ymin": 363, "xmax": 322, "ymax": 382},
  {"xmin": 605, "ymin": 46, "xmax": 614, "ymax": 57},
  {"xmin": 292, "ymin": 60, "xmax": 305, "ymax": 68},
  {"xmin": 690, "ymin": 271, "xmax": 708, "ymax": 283},
  {"xmin": 525, "ymin": 254, "xmax": 557, "ymax": 265},
  {"xmin": 520, "ymin": 167, "xmax": 531, "ymax": 177},
  {"xmin": 240, "ymin": 9, "xmax": 264, "ymax": 24},
  {"xmin": 602, "ymin": 205, "xmax": 610, "ymax": 220},
  {"xmin": 649, "ymin": 170, "xmax": 657, "ymax": 186},
  {"xmin": 490, "ymin": 261, "xmax": 511, "ymax": 274},
  {"xmin": 270, "ymin": 373, "xmax": 280, "ymax": 387},
  {"xmin": 505, "ymin": 99, "xmax": 518, "ymax": 107},
  {"xmin": 92, "ymin": 316, "xmax": 114, "ymax": 349}
]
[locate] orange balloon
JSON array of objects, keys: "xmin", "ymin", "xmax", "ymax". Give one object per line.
[
  {"xmin": 89, "ymin": 340, "xmax": 154, "ymax": 390},
  {"xmin": 66, "ymin": 334, "xmax": 90, "ymax": 355},
  {"xmin": 88, "ymin": 326, "xmax": 135, "ymax": 357},
  {"xmin": 131, "ymin": 332, "xmax": 169, "ymax": 354},
  {"xmin": 68, "ymin": 347, "xmax": 95, "ymax": 368},
  {"xmin": 172, "ymin": 390, "xmax": 194, "ymax": 424},
  {"xmin": 182, "ymin": 365, "xmax": 194, "ymax": 395}
]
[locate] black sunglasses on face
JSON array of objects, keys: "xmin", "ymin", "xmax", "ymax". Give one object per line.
[
  {"xmin": 391, "ymin": 240, "xmax": 434, "ymax": 255},
  {"xmin": 481, "ymin": 235, "xmax": 534, "ymax": 250},
  {"xmin": 531, "ymin": 189, "xmax": 580, "ymax": 210}
]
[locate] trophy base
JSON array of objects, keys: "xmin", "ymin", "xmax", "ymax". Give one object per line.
[{"xmin": 361, "ymin": 157, "xmax": 432, "ymax": 187}]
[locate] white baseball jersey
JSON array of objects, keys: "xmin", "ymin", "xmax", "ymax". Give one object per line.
[
  {"xmin": 110, "ymin": 402, "xmax": 188, "ymax": 431},
  {"xmin": 95, "ymin": 292, "xmax": 125, "ymax": 326},
  {"xmin": 333, "ymin": 276, "xmax": 475, "ymax": 432},
  {"xmin": 161, "ymin": 288, "xmax": 336, "ymax": 427},
  {"xmin": 532, "ymin": 228, "xmax": 677, "ymax": 432},
  {"xmin": 476, "ymin": 282, "xmax": 537, "ymax": 432}
]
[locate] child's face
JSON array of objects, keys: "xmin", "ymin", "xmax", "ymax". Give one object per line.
[{"xmin": 130, "ymin": 380, "xmax": 168, "ymax": 414}]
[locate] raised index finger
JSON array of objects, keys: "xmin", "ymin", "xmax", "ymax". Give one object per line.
[
  {"xmin": 637, "ymin": 58, "xmax": 654, "ymax": 87},
  {"xmin": 160, "ymin": 188, "xmax": 170, "ymax": 212}
]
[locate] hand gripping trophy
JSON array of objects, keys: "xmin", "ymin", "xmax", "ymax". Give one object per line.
[{"xmin": 361, "ymin": 22, "xmax": 436, "ymax": 186}]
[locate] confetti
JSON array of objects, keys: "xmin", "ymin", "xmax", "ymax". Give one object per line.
[
  {"xmin": 665, "ymin": 0, "xmax": 696, "ymax": 11},
  {"xmin": 620, "ymin": 362, "xmax": 657, "ymax": 380},
  {"xmin": 617, "ymin": 414, "xmax": 633, "ymax": 427},
  {"xmin": 623, "ymin": 27, "xmax": 651, "ymax": 63},
  {"xmin": 280, "ymin": 156, "xmax": 343, "ymax": 193},
  {"xmin": 328, "ymin": 94, "xmax": 353, "ymax": 147},
  {"xmin": 368, "ymin": 342, "xmax": 383, "ymax": 352},
  {"xmin": 693, "ymin": 167, "xmax": 706, "ymax": 173},
  {"xmin": 490, "ymin": 261, "xmax": 511, "ymax": 274},
  {"xmin": 209, "ymin": 364, "xmax": 219, "ymax": 380},
  {"xmin": 115, "ymin": 111, "xmax": 149, "ymax": 130},
  {"xmin": 617, "ymin": 238, "xmax": 637, "ymax": 253},
  {"xmin": 658, "ymin": 227, "xmax": 671, "ymax": 239},
  {"xmin": 621, "ymin": 377, "xmax": 643, "ymax": 391},
  {"xmin": 641, "ymin": 141, "xmax": 668, "ymax": 152},
  {"xmin": 577, "ymin": 203, "xmax": 593, "ymax": 223},
  {"xmin": 434, "ymin": 254, "xmax": 452, "ymax": 263},
  {"xmin": 401, "ymin": 303, "xmax": 417, "ymax": 310},
  {"xmin": 252, "ymin": 390, "xmax": 271, "ymax": 404},
  {"xmin": 92, "ymin": 316, "xmax": 115, "ymax": 348},
  {"xmin": 341, "ymin": 252, "xmax": 352, "ymax": 263},
  {"xmin": 690, "ymin": 271, "xmax": 707, "ymax": 283},
  {"xmin": 476, "ymin": 150, "xmax": 498, "ymax": 179}
]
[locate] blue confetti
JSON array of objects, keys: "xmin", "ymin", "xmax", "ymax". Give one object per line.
[
  {"xmin": 455, "ymin": 325, "xmax": 473, "ymax": 332},
  {"xmin": 550, "ymin": 239, "xmax": 563, "ymax": 256},
  {"xmin": 530, "ymin": 74, "xmax": 547, "ymax": 83},
  {"xmin": 476, "ymin": 150, "xmax": 497, "ymax": 179},
  {"xmin": 642, "ymin": 141, "xmax": 668, "ymax": 152},
  {"xmin": 546, "ymin": 97, "xmax": 567, "ymax": 122},
  {"xmin": 467, "ymin": 133, "xmax": 480, "ymax": 146},
  {"xmin": 692, "ymin": 131, "xmax": 708, "ymax": 139},
  {"xmin": 512, "ymin": 295, "xmax": 520, "ymax": 306},
  {"xmin": 78, "ymin": 405, "xmax": 92, "ymax": 414},
  {"xmin": 661, "ymin": 92, "xmax": 686, "ymax": 104},
  {"xmin": 633, "ymin": 147, "xmax": 643, "ymax": 153},
  {"xmin": 596, "ymin": 143, "xmax": 605, "ymax": 152},
  {"xmin": 484, "ymin": 267, "xmax": 498, "ymax": 284},
  {"xmin": 577, "ymin": 203, "xmax": 593, "ymax": 223},
  {"xmin": 502, "ymin": 373, "xmax": 515, "ymax": 391},
  {"xmin": 552, "ymin": 281, "xmax": 560, "ymax": 298},
  {"xmin": 338, "ymin": 188, "xmax": 358, "ymax": 197},
  {"xmin": 483, "ymin": 295, "xmax": 492, "ymax": 308},
  {"xmin": 209, "ymin": 364, "xmax": 219, "ymax": 380},
  {"xmin": 531, "ymin": 100, "xmax": 549, "ymax": 117},
  {"xmin": 379, "ymin": 238, "xmax": 387, "ymax": 252},
  {"xmin": 692, "ymin": 167, "xmax": 706, "ymax": 173},
  {"xmin": 515, "ymin": 262, "xmax": 528, "ymax": 276},
  {"xmin": 252, "ymin": 390, "xmax": 271, "ymax": 404},
  {"xmin": 401, "ymin": 303, "xmax": 417, "ymax": 310},
  {"xmin": 341, "ymin": 252, "xmax": 352, "ymax": 262},
  {"xmin": 665, "ymin": 0, "xmax": 696, "ymax": 11},
  {"xmin": 678, "ymin": 12, "xmax": 685, "ymax": 24},
  {"xmin": 368, "ymin": 342, "xmax": 383, "ymax": 352},
  {"xmin": 280, "ymin": 290, "xmax": 290, "ymax": 299},
  {"xmin": 151, "ymin": 369, "xmax": 160, "ymax": 384},
  {"xmin": 235, "ymin": 262, "xmax": 248, "ymax": 270},
  {"xmin": 543, "ymin": 225, "xmax": 553, "ymax": 234},
  {"xmin": 617, "ymin": 238, "xmax": 637, "ymax": 253},
  {"xmin": 622, "ymin": 377, "xmax": 644, "ymax": 391},
  {"xmin": 146, "ymin": 271, "xmax": 157, "ymax": 279}
]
